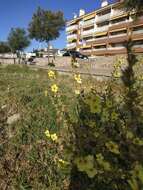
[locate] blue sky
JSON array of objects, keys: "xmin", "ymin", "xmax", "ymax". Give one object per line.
[{"xmin": 0, "ymin": 0, "xmax": 115, "ymax": 51}]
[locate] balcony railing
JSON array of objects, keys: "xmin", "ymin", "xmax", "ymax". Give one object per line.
[
  {"xmin": 67, "ymin": 34, "xmax": 77, "ymax": 40},
  {"xmin": 93, "ymin": 48, "xmax": 107, "ymax": 51},
  {"xmin": 108, "ymin": 46, "xmax": 125, "ymax": 50},
  {"xmin": 109, "ymin": 33, "xmax": 127, "ymax": 38},
  {"xmin": 81, "ymin": 29, "xmax": 94, "ymax": 37},
  {"xmin": 132, "ymin": 44, "xmax": 143, "ymax": 48},
  {"xmin": 132, "ymin": 30, "xmax": 143, "ymax": 35},
  {"xmin": 85, "ymin": 38, "xmax": 95, "ymax": 42},
  {"xmin": 110, "ymin": 19, "xmax": 129, "ymax": 27},
  {"xmin": 82, "ymin": 49, "xmax": 91, "ymax": 53},
  {"xmin": 83, "ymin": 19, "xmax": 95, "ymax": 27},
  {"xmin": 95, "ymin": 25, "xmax": 109, "ymax": 34},
  {"xmin": 66, "ymin": 25, "xmax": 78, "ymax": 32},
  {"xmin": 67, "ymin": 42, "xmax": 76, "ymax": 49},
  {"xmin": 111, "ymin": 10, "xmax": 125, "ymax": 18},
  {"xmin": 94, "ymin": 36, "xmax": 108, "ymax": 41},
  {"xmin": 96, "ymin": 13, "xmax": 111, "ymax": 23}
]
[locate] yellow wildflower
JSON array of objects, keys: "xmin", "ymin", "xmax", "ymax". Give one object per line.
[
  {"xmin": 74, "ymin": 155, "xmax": 97, "ymax": 178},
  {"xmin": 58, "ymin": 159, "xmax": 69, "ymax": 165},
  {"xmin": 113, "ymin": 70, "xmax": 121, "ymax": 78},
  {"xmin": 72, "ymin": 62, "xmax": 80, "ymax": 68},
  {"xmin": 58, "ymin": 159, "xmax": 66, "ymax": 164},
  {"xmin": 111, "ymin": 112, "xmax": 118, "ymax": 121},
  {"xmin": 126, "ymin": 130, "xmax": 134, "ymax": 139},
  {"xmin": 139, "ymin": 75, "xmax": 143, "ymax": 81},
  {"xmin": 86, "ymin": 168, "xmax": 98, "ymax": 178},
  {"xmin": 50, "ymin": 133, "xmax": 58, "ymax": 141},
  {"xmin": 45, "ymin": 130, "xmax": 58, "ymax": 142},
  {"xmin": 45, "ymin": 129, "xmax": 51, "ymax": 138},
  {"xmin": 133, "ymin": 138, "xmax": 143, "ymax": 146},
  {"xmin": 44, "ymin": 90, "xmax": 48, "ymax": 97},
  {"xmin": 75, "ymin": 90, "xmax": 80, "ymax": 95},
  {"xmin": 51, "ymin": 84, "xmax": 58, "ymax": 93},
  {"xmin": 48, "ymin": 70, "xmax": 55, "ymax": 79},
  {"xmin": 105, "ymin": 141, "xmax": 120, "ymax": 154},
  {"xmin": 74, "ymin": 74, "xmax": 82, "ymax": 84},
  {"xmin": 58, "ymin": 159, "xmax": 69, "ymax": 168},
  {"xmin": 96, "ymin": 153, "xmax": 111, "ymax": 171}
]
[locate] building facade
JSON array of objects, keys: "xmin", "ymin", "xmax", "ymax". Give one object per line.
[{"xmin": 66, "ymin": 0, "xmax": 143, "ymax": 56}]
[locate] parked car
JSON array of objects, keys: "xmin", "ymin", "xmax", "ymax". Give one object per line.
[
  {"xmin": 63, "ymin": 50, "xmax": 88, "ymax": 59},
  {"xmin": 26, "ymin": 57, "xmax": 36, "ymax": 65}
]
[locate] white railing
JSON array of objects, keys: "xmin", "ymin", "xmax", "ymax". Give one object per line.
[
  {"xmin": 108, "ymin": 46, "xmax": 125, "ymax": 50},
  {"xmin": 81, "ymin": 29, "xmax": 94, "ymax": 36},
  {"xmin": 95, "ymin": 25, "xmax": 109, "ymax": 33},
  {"xmin": 67, "ymin": 34, "xmax": 77, "ymax": 40},
  {"xmin": 111, "ymin": 10, "xmax": 125, "ymax": 18},
  {"xmin": 86, "ymin": 38, "xmax": 95, "ymax": 42},
  {"xmin": 96, "ymin": 13, "xmax": 111, "ymax": 23},
  {"xmin": 66, "ymin": 42, "xmax": 76, "ymax": 49},
  {"xmin": 132, "ymin": 30, "xmax": 143, "ymax": 35},
  {"xmin": 109, "ymin": 33, "xmax": 127, "ymax": 38},
  {"xmin": 93, "ymin": 48, "xmax": 107, "ymax": 51},
  {"xmin": 83, "ymin": 19, "xmax": 95, "ymax": 27},
  {"xmin": 110, "ymin": 19, "xmax": 129, "ymax": 26},
  {"xmin": 66, "ymin": 25, "xmax": 78, "ymax": 32},
  {"xmin": 82, "ymin": 49, "xmax": 91, "ymax": 52},
  {"xmin": 94, "ymin": 36, "xmax": 107, "ymax": 40},
  {"xmin": 133, "ymin": 44, "xmax": 143, "ymax": 48}
]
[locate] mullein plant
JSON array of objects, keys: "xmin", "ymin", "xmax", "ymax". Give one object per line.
[
  {"xmin": 121, "ymin": 40, "xmax": 143, "ymax": 134},
  {"xmin": 66, "ymin": 41, "xmax": 143, "ymax": 190}
]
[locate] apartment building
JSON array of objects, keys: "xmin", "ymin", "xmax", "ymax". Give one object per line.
[{"xmin": 66, "ymin": 0, "xmax": 143, "ymax": 56}]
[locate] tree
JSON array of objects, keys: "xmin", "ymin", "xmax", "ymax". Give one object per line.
[
  {"xmin": 8, "ymin": 28, "xmax": 30, "ymax": 64},
  {"xmin": 0, "ymin": 41, "xmax": 11, "ymax": 54},
  {"xmin": 28, "ymin": 7, "xmax": 65, "ymax": 63},
  {"xmin": 124, "ymin": 0, "xmax": 143, "ymax": 14}
]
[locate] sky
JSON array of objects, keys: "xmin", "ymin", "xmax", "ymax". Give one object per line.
[{"xmin": 0, "ymin": 0, "xmax": 115, "ymax": 52}]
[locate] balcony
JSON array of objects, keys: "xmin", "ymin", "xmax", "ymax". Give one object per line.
[
  {"xmin": 85, "ymin": 38, "xmax": 95, "ymax": 42},
  {"xmin": 132, "ymin": 44, "xmax": 143, "ymax": 48},
  {"xmin": 81, "ymin": 49, "xmax": 91, "ymax": 55},
  {"xmin": 96, "ymin": 13, "xmax": 111, "ymax": 23},
  {"xmin": 83, "ymin": 19, "xmax": 95, "ymax": 27},
  {"xmin": 67, "ymin": 34, "xmax": 77, "ymax": 40},
  {"xmin": 132, "ymin": 30, "xmax": 143, "ymax": 35},
  {"xmin": 108, "ymin": 34, "xmax": 128, "ymax": 43},
  {"xmin": 108, "ymin": 46, "xmax": 125, "ymax": 50},
  {"xmin": 66, "ymin": 25, "xmax": 78, "ymax": 32},
  {"xmin": 111, "ymin": 20, "xmax": 129, "ymax": 27},
  {"xmin": 93, "ymin": 48, "xmax": 107, "ymax": 51},
  {"xmin": 95, "ymin": 36, "xmax": 107, "ymax": 40},
  {"xmin": 67, "ymin": 42, "xmax": 76, "ymax": 49},
  {"xmin": 92, "ymin": 48, "xmax": 107, "ymax": 55},
  {"xmin": 82, "ymin": 49, "xmax": 91, "ymax": 53},
  {"xmin": 107, "ymin": 47, "xmax": 127, "ymax": 54},
  {"xmin": 111, "ymin": 10, "xmax": 126, "ymax": 19},
  {"xmin": 132, "ymin": 30, "xmax": 143, "ymax": 41},
  {"xmin": 93, "ymin": 37, "xmax": 108, "ymax": 45},
  {"xmin": 109, "ymin": 21, "xmax": 128, "ymax": 32},
  {"xmin": 95, "ymin": 25, "xmax": 109, "ymax": 34},
  {"xmin": 109, "ymin": 33, "xmax": 127, "ymax": 38},
  {"xmin": 132, "ymin": 44, "xmax": 143, "ymax": 53},
  {"xmin": 81, "ymin": 29, "xmax": 94, "ymax": 37}
]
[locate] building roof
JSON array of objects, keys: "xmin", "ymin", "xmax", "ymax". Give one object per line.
[{"xmin": 67, "ymin": 1, "xmax": 123, "ymax": 25}]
